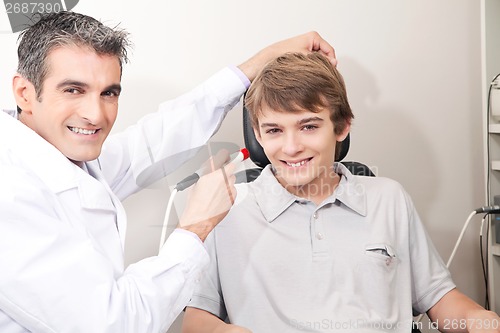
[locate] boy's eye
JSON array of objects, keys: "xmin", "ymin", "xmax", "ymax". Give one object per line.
[
  {"xmin": 265, "ymin": 128, "xmax": 281, "ymax": 134},
  {"xmin": 302, "ymin": 124, "xmax": 318, "ymax": 131}
]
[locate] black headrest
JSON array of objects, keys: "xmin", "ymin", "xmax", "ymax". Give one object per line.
[{"xmin": 243, "ymin": 103, "xmax": 350, "ymax": 168}]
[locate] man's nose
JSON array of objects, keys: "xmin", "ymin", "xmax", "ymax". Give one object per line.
[{"xmin": 80, "ymin": 95, "xmax": 105, "ymax": 125}]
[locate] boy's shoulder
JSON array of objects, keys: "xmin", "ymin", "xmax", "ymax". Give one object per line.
[{"xmin": 351, "ymin": 174, "xmax": 409, "ymax": 198}]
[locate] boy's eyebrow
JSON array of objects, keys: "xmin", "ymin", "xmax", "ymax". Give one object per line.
[
  {"xmin": 260, "ymin": 122, "xmax": 279, "ymax": 128},
  {"xmin": 297, "ymin": 116, "xmax": 324, "ymax": 125},
  {"xmin": 260, "ymin": 116, "xmax": 325, "ymax": 128}
]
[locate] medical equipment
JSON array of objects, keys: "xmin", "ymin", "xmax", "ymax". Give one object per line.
[
  {"xmin": 158, "ymin": 148, "xmax": 249, "ymax": 251},
  {"xmin": 175, "ymin": 148, "xmax": 249, "ymax": 191},
  {"xmin": 491, "ymin": 75, "xmax": 500, "ymax": 121},
  {"xmin": 413, "ymin": 206, "xmax": 498, "ymax": 325}
]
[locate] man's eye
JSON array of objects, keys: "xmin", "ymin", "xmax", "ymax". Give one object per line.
[
  {"xmin": 64, "ymin": 88, "xmax": 81, "ymax": 94},
  {"xmin": 102, "ymin": 90, "xmax": 120, "ymax": 97}
]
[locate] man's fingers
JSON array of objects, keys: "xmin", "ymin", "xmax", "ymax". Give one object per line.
[
  {"xmin": 221, "ymin": 165, "xmax": 236, "ymax": 205},
  {"xmin": 308, "ymin": 31, "xmax": 337, "ymax": 66},
  {"xmin": 205, "ymin": 149, "xmax": 230, "ymax": 172}
]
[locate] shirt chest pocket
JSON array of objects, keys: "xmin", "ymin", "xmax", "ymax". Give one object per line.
[
  {"xmin": 364, "ymin": 243, "xmax": 398, "ymax": 269},
  {"xmin": 353, "ymin": 243, "xmax": 400, "ymax": 319}
]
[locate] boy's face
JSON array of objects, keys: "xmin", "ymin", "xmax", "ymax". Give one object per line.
[
  {"xmin": 255, "ymin": 106, "xmax": 349, "ymax": 197},
  {"xmin": 14, "ymin": 45, "xmax": 121, "ymax": 165}
]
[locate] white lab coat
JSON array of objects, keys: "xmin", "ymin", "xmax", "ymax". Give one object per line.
[{"xmin": 0, "ymin": 67, "xmax": 247, "ymax": 333}]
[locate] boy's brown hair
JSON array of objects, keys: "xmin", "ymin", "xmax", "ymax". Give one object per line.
[{"xmin": 245, "ymin": 52, "xmax": 353, "ymax": 160}]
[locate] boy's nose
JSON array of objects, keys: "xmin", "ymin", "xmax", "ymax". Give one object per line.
[{"xmin": 281, "ymin": 133, "xmax": 303, "ymax": 156}]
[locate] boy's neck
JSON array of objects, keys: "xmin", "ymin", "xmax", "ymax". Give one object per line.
[{"xmin": 281, "ymin": 172, "xmax": 341, "ymax": 206}]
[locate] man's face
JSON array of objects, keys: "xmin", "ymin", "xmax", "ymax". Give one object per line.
[
  {"xmin": 255, "ymin": 106, "xmax": 348, "ymax": 196},
  {"xmin": 19, "ymin": 46, "xmax": 121, "ymax": 164}
]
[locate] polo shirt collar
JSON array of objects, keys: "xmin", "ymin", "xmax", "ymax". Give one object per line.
[
  {"xmin": 253, "ymin": 163, "xmax": 367, "ymax": 222},
  {"xmin": 333, "ymin": 162, "xmax": 368, "ymax": 217},
  {"xmin": 252, "ymin": 165, "xmax": 297, "ymax": 222}
]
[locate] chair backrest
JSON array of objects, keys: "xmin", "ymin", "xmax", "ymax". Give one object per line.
[{"xmin": 242, "ymin": 102, "xmax": 375, "ymax": 180}]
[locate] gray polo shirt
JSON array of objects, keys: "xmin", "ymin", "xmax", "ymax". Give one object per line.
[{"xmin": 188, "ymin": 163, "xmax": 455, "ymax": 332}]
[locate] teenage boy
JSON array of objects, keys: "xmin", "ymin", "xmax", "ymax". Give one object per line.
[{"xmin": 182, "ymin": 52, "xmax": 500, "ymax": 333}]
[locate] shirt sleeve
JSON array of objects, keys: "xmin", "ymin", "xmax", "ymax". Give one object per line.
[
  {"xmin": 186, "ymin": 230, "xmax": 228, "ymax": 320},
  {"xmin": 406, "ymin": 191, "xmax": 456, "ymax": 314},
  {"xmin": 0, "ymin": 167, "xmax": 209, "ymax": 333},
  {"xmin": 97, "ymin": 67, "xmax": 248, "ymax": 200},
  {"xmin": 228, "ymin": 65, "xmax": 251, "ymax": 89}
]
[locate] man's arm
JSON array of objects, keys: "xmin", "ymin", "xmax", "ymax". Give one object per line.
[
  {"xmin": 427, "ymin": 288, "xmax": 500, "ymax": 333},
  {"xmin": 0, "ymin": 164, "xmax": 209, "ymax": 333},
  {"xmin": 182, "ymin": 307, "xmax": 251, "ymax": 333},
  {"xmin": 101, "ymin": 31, "xmax": 335, "ymax": 201},
  {"xmin": 237, "ymin": 31, "xmax": 336, "ymax": 81}
]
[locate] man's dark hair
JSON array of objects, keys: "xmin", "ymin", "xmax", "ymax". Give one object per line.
[{"xmin": 17, "ymin": 11, "xmax": 131, "ymax": 100}]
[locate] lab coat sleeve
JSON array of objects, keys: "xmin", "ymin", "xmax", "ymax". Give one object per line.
[
  {"xmin": 0, "ymin": 165, "xmax": 209, "ymax": 333},
  {"xmin": 97, "ymin": 67, "xmax": 247, "ymax": 200}
]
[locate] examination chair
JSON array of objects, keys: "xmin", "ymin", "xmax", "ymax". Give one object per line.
[{"xmin": 240, "ymin": 103, "xmax": 422, "ymax": 333}]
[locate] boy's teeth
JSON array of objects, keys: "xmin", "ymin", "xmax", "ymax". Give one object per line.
[
  {"xmin": 69, "ymin": 127, "xmax": 97, "ymax": 135},
  {"xmin": 287, "ymin": 160, "xmax": 307, "ymax": 167}
]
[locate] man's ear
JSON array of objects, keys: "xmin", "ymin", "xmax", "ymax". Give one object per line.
[
  {"xmin": 12, "ymin": 74, "xmax": 36, "ymax": 114},
  {"xmin": 337, "ymin": 122, "xmax": 351, "ymax": 142}
]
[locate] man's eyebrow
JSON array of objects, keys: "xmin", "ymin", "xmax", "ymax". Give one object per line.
[
  {"xmin": 56, "ymin": 80, "xmax": 89, "ymax": 90},
  {"xmin": 105, "ymin": 84, "xmax": 122, "ymax": 93},
  {"xmin": 56, "ymin": 80, "xmax": 122, "ymax": 93}
]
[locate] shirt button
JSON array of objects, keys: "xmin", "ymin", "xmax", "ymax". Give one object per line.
[
  {"xmin": 316, "ymin": 232, "xmax": 324, "ymax": 240},
  {"xmin": 313, "ymin": 213, "xmax": 318, "ymax": 219}
]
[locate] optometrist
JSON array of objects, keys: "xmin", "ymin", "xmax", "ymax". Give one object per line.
[{"xmin": 0, "ymin": 11, "xmax": 337, "ymax": 333}]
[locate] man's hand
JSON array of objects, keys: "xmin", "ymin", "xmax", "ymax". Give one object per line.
[
  {"xmin": 238, "ymin": 31, "xmax": 336, "ymax": 81},
  {"xmin": 178, "ymin": 155, "xmax": 237, "ymax": 242}
]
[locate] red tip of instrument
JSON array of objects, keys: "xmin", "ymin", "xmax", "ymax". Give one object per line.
[{"xmin": 240, "ymin": 148, "xmax": 250, "ymax": 160}]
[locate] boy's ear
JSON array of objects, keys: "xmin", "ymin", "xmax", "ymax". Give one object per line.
[
  {"xmin": 12, "ymin": 74, "xmax": 36, "ymax": 115},
  {"xmin": 337, "ymin": 123, "xmax": 351, "ymax": 142},
  {"xmin": 253, "ymin": 127, "xmax": 263, "ymax": 146}
]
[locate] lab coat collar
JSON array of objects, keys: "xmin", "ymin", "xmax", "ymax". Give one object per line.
[
  {"xmin": 0, "ymin": 110, "xmax": 78, "ymax": 192},
  {"xmin": 0, "ymin": 110, "xmax": 116, "ymax": 213}
]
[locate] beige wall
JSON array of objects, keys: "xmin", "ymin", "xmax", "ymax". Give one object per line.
[{"xmin": 0, "ymin": 1, "xmax": 489, "ymax": 332}]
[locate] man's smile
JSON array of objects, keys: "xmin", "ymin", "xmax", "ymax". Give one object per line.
[{"xmin": 68, "ymin": 126, "xmax": 100, "ymax": 135}]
